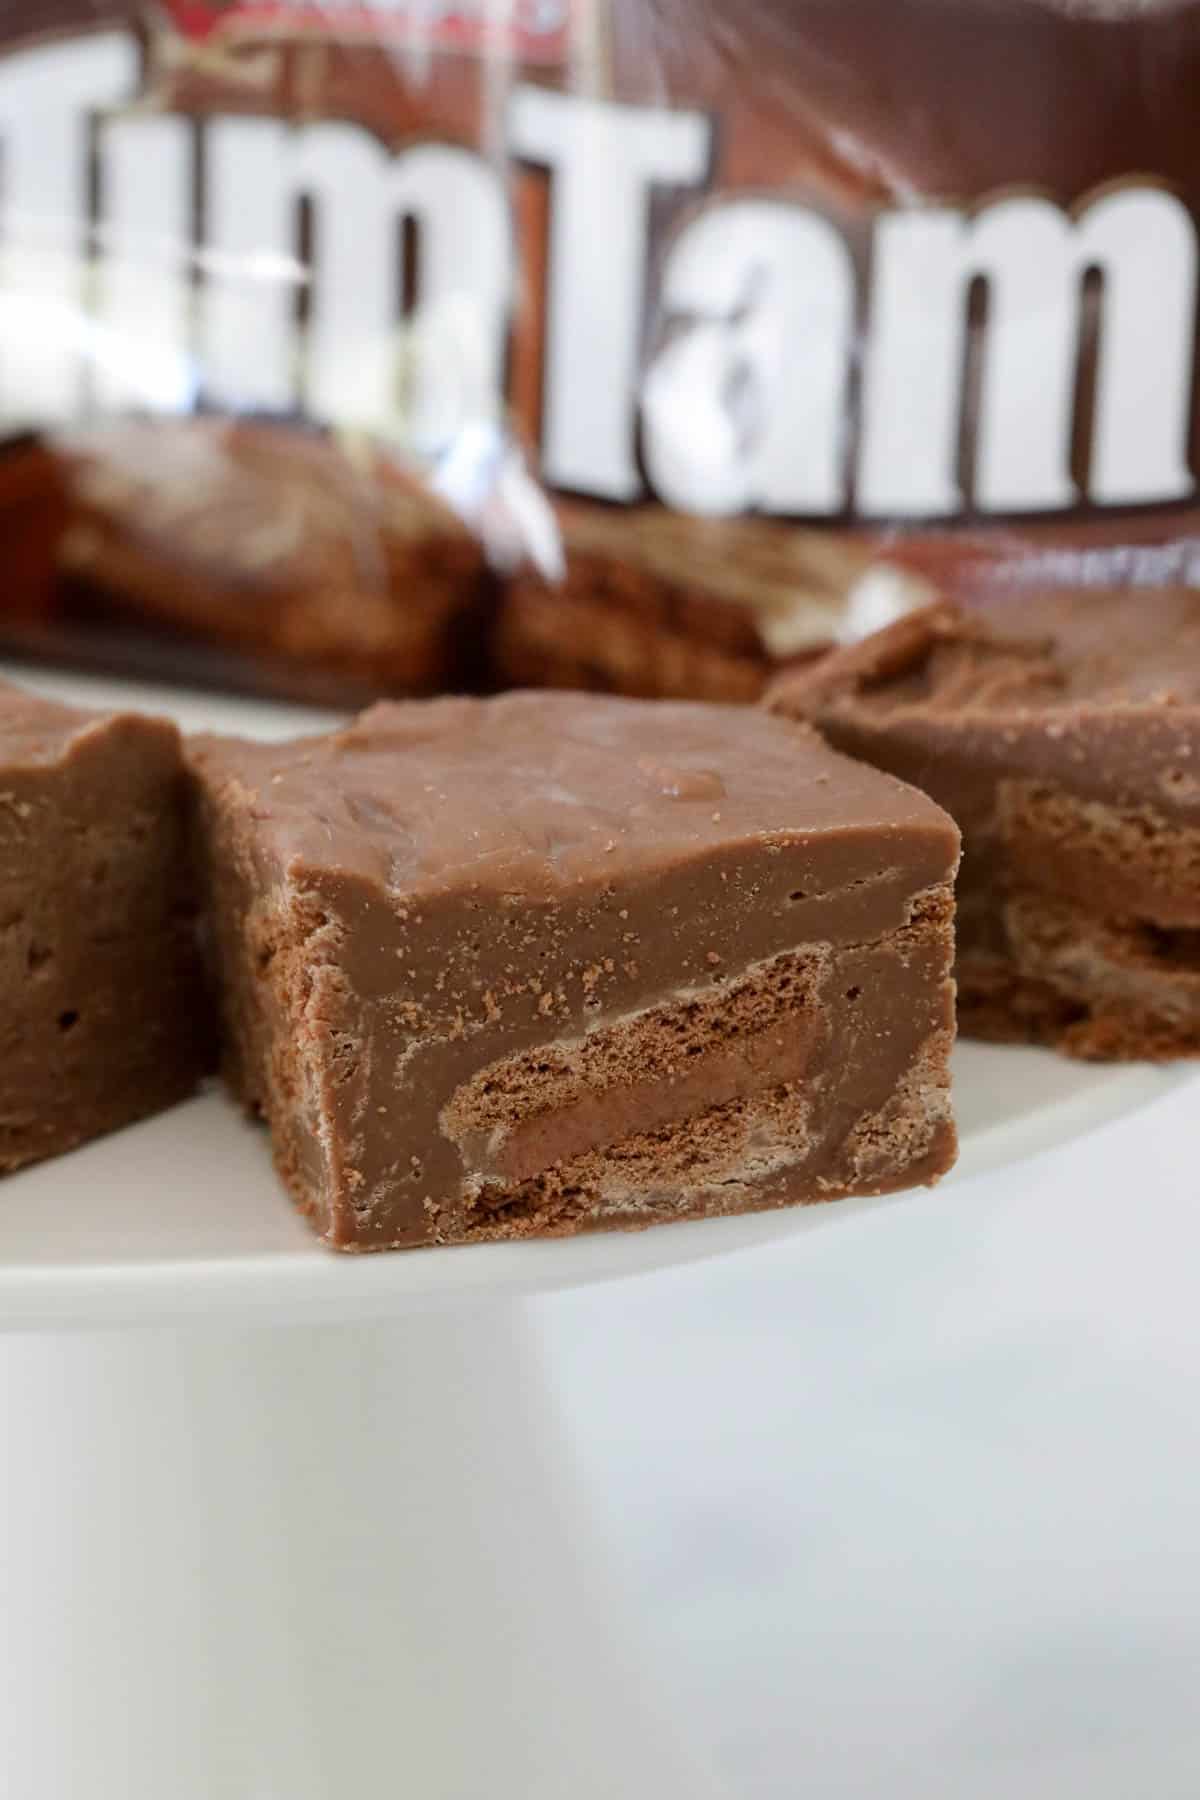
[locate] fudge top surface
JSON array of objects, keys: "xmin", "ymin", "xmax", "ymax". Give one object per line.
[
  {"xmin": 0, "ymin": 678, "xmax": 175, "ymax": 772},
  {"xmin": 770, "ymin": 590, "xmax": 1200, "ymax": 724},
  {"xmin": 191, "ymin": 691, "xmax": 955, "ymax": 900}
]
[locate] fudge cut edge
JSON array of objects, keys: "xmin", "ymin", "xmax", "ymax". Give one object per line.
[
  {"xmin": 0, "ymin": 684, "xmax": 212, "ymax": 1174},
  {"xmin": 191, "ymin": 695, "xmax": 960, "ymax": 1251}
]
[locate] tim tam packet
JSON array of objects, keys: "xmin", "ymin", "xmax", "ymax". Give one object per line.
[{"xmin": 0, "ymin": 0, "xmax": 1198, "ymax": 705}]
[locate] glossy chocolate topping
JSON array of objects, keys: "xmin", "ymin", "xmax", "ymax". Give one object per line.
[
  {"xmin": 770, "ymin": 591, "xmax": 1200, "ymax": 822},
  {"xmin": 194, "ymin": 691, "xmax": 953, "ymax": 899}
]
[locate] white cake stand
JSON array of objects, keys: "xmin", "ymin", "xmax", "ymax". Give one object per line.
[{"xmin": 0, "ymin": 666, "xmax": 1189, "ymax": 1800}]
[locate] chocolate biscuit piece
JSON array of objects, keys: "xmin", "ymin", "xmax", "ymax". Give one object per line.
[
  {"xmin": 0, "ymin": 679, "xmax": 212, "ymax": 1174},
  {"xmin": 768, "ymin": 591, "xmax": 1200, "ymax": 1060},
  {"xmin": 493, "ymin": 503, "xmax": 874, "ymax": 703},
  {"xmin": 56, "ymin": 416, "xmax": 488, "ymax": 703},
  {"xmin": 190, "ymin": 691, "xmax": 959, "ymax": 1252}
]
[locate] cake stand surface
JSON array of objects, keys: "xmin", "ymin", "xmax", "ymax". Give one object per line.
[{"xmin": 0, "ymin": 663, "xmax": 1192, "ymax": 1800}]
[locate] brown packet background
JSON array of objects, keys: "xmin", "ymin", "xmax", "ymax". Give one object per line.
[{"xmin": 0, "ymin": 0, "xmax": 1198, "ymax": 706}]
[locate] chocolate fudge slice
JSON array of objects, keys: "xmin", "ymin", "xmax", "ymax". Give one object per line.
[
  {"xmin": 769, "ymin": 591, "xmax": 1200, "ymax": 1060},
  {"xmin": 0, "ymin": 680, "xmax": 212, "ymax": 1174},
  {"xmin": 190, "ymin": 693, "xmax": 959, "ymax": 1251},
  {"xmin": 493, "ymin": 502, "xmax": 875, "ymax": 704},
  {"xmin": 56, "ymin": 416, "xmax": 488, "ymax": 703}
]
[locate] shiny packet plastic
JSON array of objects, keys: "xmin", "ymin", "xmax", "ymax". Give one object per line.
[{"xmin": 0, "ymin": 0, "xmax": 1196, "ymax": 705}]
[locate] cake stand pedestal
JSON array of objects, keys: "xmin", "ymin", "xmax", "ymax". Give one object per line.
[{"xmin": 1, "ymin": 1310, "xmax": 726, "ymax": 1800}]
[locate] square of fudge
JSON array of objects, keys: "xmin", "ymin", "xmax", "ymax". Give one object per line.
[
  {"xmin": 768, "ymin": 590, "xmax": 1200, "ymax": 1060},
  {"xmin": 190, "ymin": 693, "xmax": 960, "ymax": 1252},
  {"xmin": 57, "ymin": 417, "xmax": 487, "ymax": 703},
  {"xmin": 0, "ymin": 680, "xmax": 212, "ymax": 1174},
  {"xmin": 492, "ymin": 500, "xmax": 871, "ymax": 704}
]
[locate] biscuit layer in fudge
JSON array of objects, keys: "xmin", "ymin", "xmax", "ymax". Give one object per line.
[
  {"xmin": 191, "ymin": 693, "xmax": 959, "ymax": 1251},
  {"xmin": 769, "ymin": 591, "xmax": 1200, "ymax": 1060},
  {"xmin": 0, "ymin": 680, "xmax": 212, "ymax": 1173}
]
